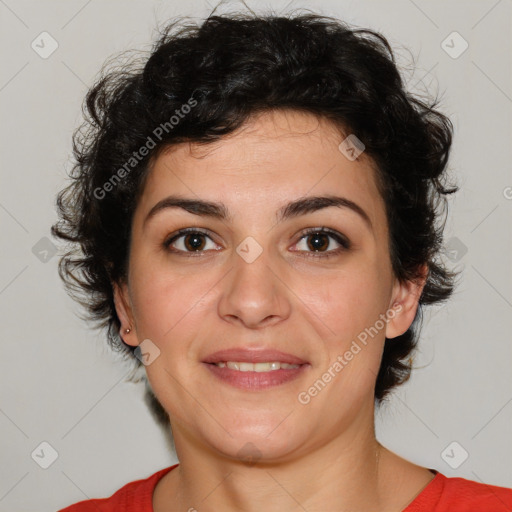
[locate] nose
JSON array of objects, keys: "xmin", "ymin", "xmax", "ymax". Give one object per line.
[{"xmin": 217, "ymin": 244, "xmax": 292, "ymax": 329}]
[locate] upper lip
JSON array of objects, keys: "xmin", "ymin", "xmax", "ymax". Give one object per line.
[{"xmin": 202, "ymin": 348, "xmax": 308, "ymax": 365}]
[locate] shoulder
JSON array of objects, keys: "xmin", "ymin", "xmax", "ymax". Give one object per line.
[
  {"xmin": 57, "ymin": 464, "xmax": 179, "ymax": 512},
  {"xmin": 439, "ymin": 474, "xmax": 512, "ymax": 508},
  {"xmin": 406, "ymin": 471, "xmax": 512, "ymax": 511}
]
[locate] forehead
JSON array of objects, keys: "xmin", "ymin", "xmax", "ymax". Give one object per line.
[{"xmin": 136, "ymin": 110, "xmax": 385, "ymax": 230}]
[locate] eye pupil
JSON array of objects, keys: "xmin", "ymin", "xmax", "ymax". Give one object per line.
[
  {"xmin": 308, "ymin": 233, "xmax": 329, "ymax": 251},
  {"xmin": 185, "ymin": 234, "xmax": 205, "ymax": 251}
]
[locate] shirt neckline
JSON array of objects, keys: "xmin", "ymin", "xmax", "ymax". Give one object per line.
[
  {"xmin": 401, "ymin": 469, "xmax": 445, "ymax": 511},
  {"xmin": 147, "ymin": 465, "xmax": 444, "ymax": 511}
]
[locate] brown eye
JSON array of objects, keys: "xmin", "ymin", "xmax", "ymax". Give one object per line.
[
  {"xmin": 293, "ymin": 228, "xmax": 350, "ymax": 259},
  {"xmin": 164, "ymin": 229, "xmax": 218, "ymax": 254}
]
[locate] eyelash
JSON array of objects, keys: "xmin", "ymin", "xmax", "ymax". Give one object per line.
[{"xmin": 163, "ymin": 227, "xmax": 351, "ymax": 259}]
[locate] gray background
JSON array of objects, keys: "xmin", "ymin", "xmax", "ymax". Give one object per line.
[{"xmin": 1, "ymin": 0, "xmax": 511, "ymax": 510}]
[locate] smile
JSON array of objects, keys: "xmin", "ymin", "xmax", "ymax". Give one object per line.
[{"xmin": 213, "ymin": 361, "xmax": 300, "ymax": 371}]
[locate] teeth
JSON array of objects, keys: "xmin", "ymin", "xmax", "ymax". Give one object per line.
[{"xmin": 215, "ymin": 361, "xmax": 300, "ymax": 371}]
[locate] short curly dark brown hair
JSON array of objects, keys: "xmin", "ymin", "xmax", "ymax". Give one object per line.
[{"xmin": 51, "ymin": 10, "xmax": 459, "ymax": 408}]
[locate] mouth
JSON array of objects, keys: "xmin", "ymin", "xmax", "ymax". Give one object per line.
[{"xmin": 202, "ymin": 348, "xmax": 310, "ymax": 390}]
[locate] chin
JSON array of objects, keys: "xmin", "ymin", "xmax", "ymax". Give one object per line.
[{"xmin": 206, "ymin": 421, "xmax": 304, "ymax": 465}]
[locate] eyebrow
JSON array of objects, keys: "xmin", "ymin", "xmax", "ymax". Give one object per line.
[{"xmin": 143, "ymin": 194, "xmax": 373, "ymax": 230}]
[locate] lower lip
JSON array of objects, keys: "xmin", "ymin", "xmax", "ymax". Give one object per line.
[{"xmin": 203, "ymin": 362, "xmax": 310, "ymax": 390}]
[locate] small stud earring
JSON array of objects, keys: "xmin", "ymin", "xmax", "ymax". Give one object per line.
[{"xmin": 125, "ymin": 327, "xmax": 131, "ymax": 334}]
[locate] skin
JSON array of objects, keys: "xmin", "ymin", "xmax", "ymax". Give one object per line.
[{"xmin": 113, "ymin": 109, "xmax": 434, "ymax": 512}]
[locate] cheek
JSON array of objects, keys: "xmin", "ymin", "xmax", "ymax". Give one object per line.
[
  {"xmin": 300, "ymin": 259, "xmax": 390, "ymax": 399},
  {"xmin": 130, "ymin": 262, "xmax": 212, "ymax": 345},
  {"xmin": 302, "ymin": 274, "xmax": 388, "ymax": 408},
  {"xmin": 130, "ymin": 267, "xmax": 213, "ymax": 412},
  {"xmin": 305, "ymin": 260, "xmax": 389, "ymax": 338}
]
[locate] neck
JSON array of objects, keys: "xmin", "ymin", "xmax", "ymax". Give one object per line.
[{"xmin": 155, "ymin": 403, "xmax": 417, "ymax": 512}]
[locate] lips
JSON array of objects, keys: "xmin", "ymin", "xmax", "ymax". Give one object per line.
[{"xmin": 202, "ymin": 348, "xmax": 308, "ymax": 365}]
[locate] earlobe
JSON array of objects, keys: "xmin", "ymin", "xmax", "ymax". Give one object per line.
[
  {"xmin": 112, "ymin": 281, "xmax": 138, "ymax": 347},
  {"xmin": 385, "ymin": 264, "xmax": 428, "ymax": 339}
]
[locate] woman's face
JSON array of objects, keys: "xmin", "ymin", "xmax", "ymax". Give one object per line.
[{"xmin": 114, "ymin": 109, "xmax": 423, "ymax": 462}]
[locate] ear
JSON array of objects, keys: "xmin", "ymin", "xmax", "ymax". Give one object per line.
[
  {"xmin": 112, "ymin": 280, "xmax": 139, "ymax": 347},
  {"xmin": 385, "ymin": 264, "xmax": 428, "ymax": 339}
]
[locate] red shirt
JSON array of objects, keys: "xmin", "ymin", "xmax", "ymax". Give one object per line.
[{"xmin": 58, "ymin": 465, "xmax": 512, "ymax": 511}]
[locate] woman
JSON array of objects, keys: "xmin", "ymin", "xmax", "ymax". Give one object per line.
[{"xmin": 53, "ymin": 9, "xmax": 512, "ymax": 512}]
